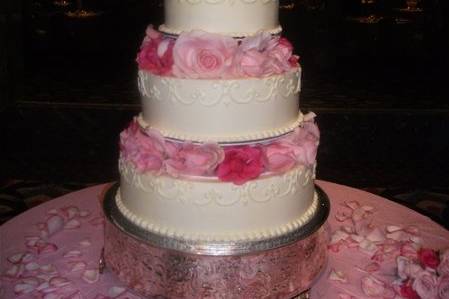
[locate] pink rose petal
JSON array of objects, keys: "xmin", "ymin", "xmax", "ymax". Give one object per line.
[
  {"xmin": 62, "ymin": 206, "xmax": 79, "ymax": 219},
  {"xmin": 64, "ymin": 219, "xmax": 81, "ymax": 229},
  {"xmin": 386, "ymin": 225, "xmax": 403, "ymax": 233},
  {"xmin": 39, "ymin": 242, "xmax": 58, "ymax": 254},
  {"xmin": 109, "ymin": 286, "xmax": 126, "ymax": 297},
  {"xmin": 339, "ymin": 294, "xmax": 356, "ymax": 299},
  {"xmin": 22, "ymin": 252, "xmax": 34, "ymax": 263},
  {"xmin": 330, "ymin": 230, "xmax": 350, "ymax": 244},
  {"xmin": 67, "ymin": 291, "xmax": 83, "ymax": 299},
  {"xmin": 329, "ymin": 269, "xmax": 348, "ymax": 283},
  {"xmin": 69, "ymin": 261, "xmax": 86, "ymax": 272},
  {"xmin": 46, "ymin": 215, "xmax": 65, "ymax": 236},
  {"xmin": 25, "ymin": 262, "xmax": 40, "ymax": 271},
  {"xmin": 350, "ymin": 234, "xmax": 365, "ymax": 243},
  {"xmin": 79, "ymin": 210, "xmax": 90, "ymax": 217},
  {"xmin": 335, "ymin": 211, "xmax": 351, "ymax": 222},
  {"xmin": 25, "ymin": 236, "xmax": 40, "ymax": 247},
  {"xmin": 40, "ymin": 264, "xmax": 58, "ymax": 274},
  {"xmin": 47, "ymin": 209, "xmax": 60, "ymax": 215},
  {"xmin": 5, "ymin": 264, "xmax": 23, "ymax": 278},
  {"xmin": 404, "ymin": 225, "xmax": 419, "ymax": 234},
  {"xmin": 49, "ymin": 276, "xmax": 71, "ymax": 288},
  {"xmin": 79, "ymin": 239, "xmax": 91, "ymax": 247},
  {"xmin": 36, "ymin": 281, "xmax": 50, "ymax": 291},
  {"xmin": 82, "ymin": 269, "xmax": 99, "ymax": 284},
  {"xmin": 345, "ymin": 201, "xmax": 360, "ymax": 210},
  {"xmin": 366, "ymin": 227, "xmax": 386, "ymax": 243},
  {"xmin": 361, "ymin": 205, "xmax": 374, "ymax": 212},
  {"xmin": 64, "ymin": 250, "xmax": 82, "ymax": 258},
  {"xmin": 387, "ymin": 231, "xmax": 409, "ymax": 241},
  {"xmin": 361, "ymin": 275, "xmax": 385, "ymax": 297},
  {"xmin": 359, "ymin": 239, "xmax": 377, "ymax": 253},
  {"xmin": 14, "ymin": 282, "xmax": 36, "ymax": 294},
  {"xmin": 7, "ymin": 252, "xmax": 25, "ymax": 264}
]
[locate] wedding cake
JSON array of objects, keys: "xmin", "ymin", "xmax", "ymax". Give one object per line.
[{"xmin": 116, "ymin": 0, "xmax": 320, "ymax": 244}]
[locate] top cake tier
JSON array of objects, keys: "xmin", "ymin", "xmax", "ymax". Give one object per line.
[{"xmin": 160, "ymin": 0, "xmax": 281, "ymax": 37}]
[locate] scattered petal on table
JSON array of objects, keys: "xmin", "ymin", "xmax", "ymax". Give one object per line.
[
  {"xmin": 62, "ymin": 206, "xmax": 80, "ymax": 220},
  {"xmin": 93, "ymin": 294, "xmax": 112, "ymax": 299},
  {"xmin": 329, "ymin": 269, "xmax": 348, "ymax": 283},
  {"xmin": 335, "ymin": 210, "xmax": 351, "ymax": 222},
  {"xmin": 38, "ymin": 241, "xmax": 58, "ymax": 254},
  {"xmin": 66, "ymin": 291, "xmax": 83, "ymax": 299},
  {"xmin": 386, "ymin": 225, "xmax": 403, "ymax": 233},
  {"xmin": 366, "ymin": 227, "xmax": 385, "ymax": 243},
  {"xmin": 345, "ymin": 201, "xmax": 360, "ymax": 210},
  {"xmin": 109, "ymin": 286, "xmax": 126, "ymax": 297},
  {"xmin": 387, "ymin": 231, "xmax": 410, "ymax": 242},
  {"xmin": 79, "ymin": 210, "xmax": 91, "ymax": 218},
  {"xmin": 7, "ymin": 252, "xmax": 25, "ymax": 264},
  {"xmin": 361, "ymin": 205, "xmax": 374, "ymax": 212},
  {"xmin": 22, "ymin": 252, "xmax": 34, "ymax": 263},
  {"xmin": 25, "ymin": 261, "xmax": 40, "ymax": 271},
  {"xmin": 82, "ymin": 269, "xmax": 99, "ymax": 284},
  {"xmin": 359, "ymin": 239, "xmax": 377, "ymax": 253},
  {"xmin": 79, "ymin": 239, "xmax": 91, "ymax": 247},
  {"xmin": 64, "ymin": 250, "xmax": 82, "ymax": 258},
  {"xmin": 14, "ymin": 282, "xmax": 36, "ymax": 295},
  {"xmin": 65, "ymin": 219, "xmax": 81, "ymax": 229},
  {"xmin": 69, "ymin": 261, "xmax": 86, "ymax": 272},
  {"xmin": 46, "ymin": 215, "xmax": 65, "ymax": 236},
  {"xmin": 404, "ymin": 225, "xmax": 419, "ymax": 235},
  {"xmin": 40, "ymin": 264, "xmax": 58, "ymax": 274},
  {"xmin": 49, "ymin": 276, "xmax": 71, "ymax": 288},
  {"xmin": 361, "ymin": 275, "xmax": 386, "ymax": 297},
  {"xmin": 47, "ymin": 209, "xmax": 60, "ymax": 215},
  {"xmin": 25, "ymin": 236, "xmax": 40, "ymax": 247},
  {"xmin": 36, "ymin": 281, "xmax": 50, "ymax": 291},
  {"xmin": 338, "ymin": 294, "xmax": 356, "ymax": 299},
  {"xmin": 5, "ymin": 264, "xmax": 24, "ymax": 278},
  {"xmin": 330, "ymin": 230, "xmax": 349, "ymax": 244}
]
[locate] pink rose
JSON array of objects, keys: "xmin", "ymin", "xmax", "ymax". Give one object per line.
[
  {"xmin": 263, "ymin": 143, "xmax": 297, "ymax": 173},
  {"xmin": 438, "ymin": 249, "xmax": 449, "ymax": 276},
  {"xmin": 234, "ymin": 49, "xmax": 268, "ymax": 77},
  {"xmin": 119, "ymin": 120, "xmax": 166, "ymax": 173},
  {"xmin": 173, "ymin": 30, "xmax": 238, "ymax": 79},
  {"xmin": 281, "ymin": 117, "xmax": 320, "ymax": 167},
  {"xmin": 400, "ymin": 280, "xmax": 421, "ymax": 299},
  {"xmin": 217, "ymin": 146, "xmax": 265, "ymax": 185},
  {"xmin": 265, "ymin": 37, "xmax": 293, "ymax": 72},
  {"xmin": 413, "ymin": 271, "xmax": 439, "ymax": 299},
  {"xmin": 137, "ymin": 26, "xmax": 174, "ymax": 75},
  {"xmin": 419, "ymin": 248, "xmax": 440, "ymax": 270},
  {"xmin": 361, "ymin": 275, "xmax": 387, "ymax": 297},
  {"xmin": 438, "ymin": 275, "xmax": 449, "ymax": 299},
  {"xmin": 165, "ymin": 143, "xmax": 224, "ymax": 177}
]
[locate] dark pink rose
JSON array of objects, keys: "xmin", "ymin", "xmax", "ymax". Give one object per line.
[
  {"xmin": 137, "ymin": 26, "xmax": 174, "ymax": 75},
  {"xmin": 438, "ymin": 249, "xmax": 449, "ymax": 276},
  {"xmin": 173, "ymin": 30, "xmax": 237, "ymax": 79},
  {"xmin": 263, "ymin": 143, "xmax": 297, "ymax": 173},
  {"xmin": 400, "ymin": 280, "xmax": 421, "ymax": 299},
  {"xmin": 165, "ymin": 143, "xmax": 224, "ymax": 176},
  {"xmin": 418, "ymin": 248, "xmax": 440, "ymax": 270},
  {"xmin": 413, "ymin": 271, "xmax": 439, "ymax": 299},
  {"xmin": 119, "ymin": 120, "xmax": 165, "ymax": 173},
  {"xmin": 217, "ymin": 146, "xmax": 265, "ymax": 185},
  {"xmin": 438, "ymin": 275, "xmax": 449, "ymax": 299}
]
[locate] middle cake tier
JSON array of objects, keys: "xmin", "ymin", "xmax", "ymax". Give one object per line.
[{"xmin": 138, "ymin": 68, "xmax": 303, "ymax": 143}]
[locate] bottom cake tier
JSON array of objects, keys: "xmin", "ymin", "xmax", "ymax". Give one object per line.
[{"xmin": 102, "ymin": 184, "xmax": 330, "ymax": 299}]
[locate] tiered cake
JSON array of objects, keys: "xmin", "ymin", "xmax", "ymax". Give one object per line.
[{"xmin": 103, "ymin": 1, "xmax": 329, "ymax": 297}]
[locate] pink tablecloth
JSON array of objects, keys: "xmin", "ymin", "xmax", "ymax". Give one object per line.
[{"xmin": 1, "ymin": 181, "xmax": 448, "ymax": 298}]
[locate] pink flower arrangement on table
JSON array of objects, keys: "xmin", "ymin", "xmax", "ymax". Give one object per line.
[
  {"xmin": 327, "ymin": 199, "xmax": 449, "ymax": 299},
  {"xmin": 137, "ymin": 26, "xmax": 299, "ymax": 79},
  {"xmin": 119, "ymin": 113, "xmax": 319, "ymax": 185}
]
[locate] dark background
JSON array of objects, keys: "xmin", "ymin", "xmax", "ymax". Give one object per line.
[{"xmin": 1, "ymin": 0, "xmax": 448, "ymax": 225}]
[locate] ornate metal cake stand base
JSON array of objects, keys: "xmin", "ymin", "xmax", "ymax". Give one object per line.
[{"xmin": 102, "ymin": 184, "xmax": 330, "ymax": 299}]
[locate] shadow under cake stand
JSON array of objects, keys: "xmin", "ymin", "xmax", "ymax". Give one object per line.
[{"xmin": 101, "ymin": 184, "xmax": 330, "ymax": 299}]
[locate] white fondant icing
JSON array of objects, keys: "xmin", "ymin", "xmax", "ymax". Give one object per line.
[
  {"xmin": 161, "ymin": 0, "xmax": 281, "ymax": 36},
  {"xmin": 118, "ymin": 162, "xmax": 317, "ymax": 241},
  {"xmin": 138, "ymin": 69, "xmax": 302, "ymax": 143}
]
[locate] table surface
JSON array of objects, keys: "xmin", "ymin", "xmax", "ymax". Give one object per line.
[{"xmin": 1, "ymin": 181, "xmax": 448, "ymax": 299}]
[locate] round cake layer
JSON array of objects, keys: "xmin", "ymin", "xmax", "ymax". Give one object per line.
[
  {"xmin": 118, "ymin": 161, "xmax": 317, "ymax": 241},
  {"xmin": 138, "ymin": 69, "xmax": 302, "ymax": 143},
  {"xmin": 160, "ymin": 0, "xmax": 281, "ymax": 37}
]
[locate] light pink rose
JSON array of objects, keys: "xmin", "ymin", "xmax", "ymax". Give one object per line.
[
  {"xmin": 263, "ymin": 143, "xmax": 297, "ymax": 173},
  {"xmin": 438, "ymin": 275, "xmax": 449, "ymax": 299},
  {"xmin": 119, "ymin": 120, "xmax": 166, "ymax": 173},
  {"xmin": 165, "ymin": 143, "xmax": 224, "ymax": 176},
  {"xmin": 280, "ymin": 117, "xmax": 320, "ymax": 167},
  {"xmin": 438, "ymin": 249, "xmax": 449, "ymax": 276},
  {"xmin": 234, "ymin": 49, "xmax": 268, "ymax": 77},
  {"xmin": 265, "ymin": 37, "xmax": 293, "ymax": 73},
  {"xmin": 137, "ymin": 26, "xmax": 174, "ymax": 75},
  {"xmin": 173, "ymin": 30, "xmax": 238, "ymax": 79},
  {"xmin": 361, "ymin": 275, "xmax": 386, "ymax": 297},
  {"xmin": 413, "ymin": 271, "xmax": 439, "ymax": 299}
]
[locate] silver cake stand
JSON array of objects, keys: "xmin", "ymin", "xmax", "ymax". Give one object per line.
[{"xmin": 101, "ymin": 183, "xmax": 330, "ymax": 299}]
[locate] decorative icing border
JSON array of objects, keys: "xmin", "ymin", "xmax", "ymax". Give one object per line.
[
  {"xmin": 115, "ymin": 189, "xmax": 319, "ymax": 242},
  {"xmin": 119, "ymin": 160, "xmax": 314, "ymax": 207},
  {"xmin": 137, "ymin": 112, "xmax": 305, "ymax": 143},
  {"xmin": 138, "ymin": 69, "xmax": 301, "ymax": 107}
]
